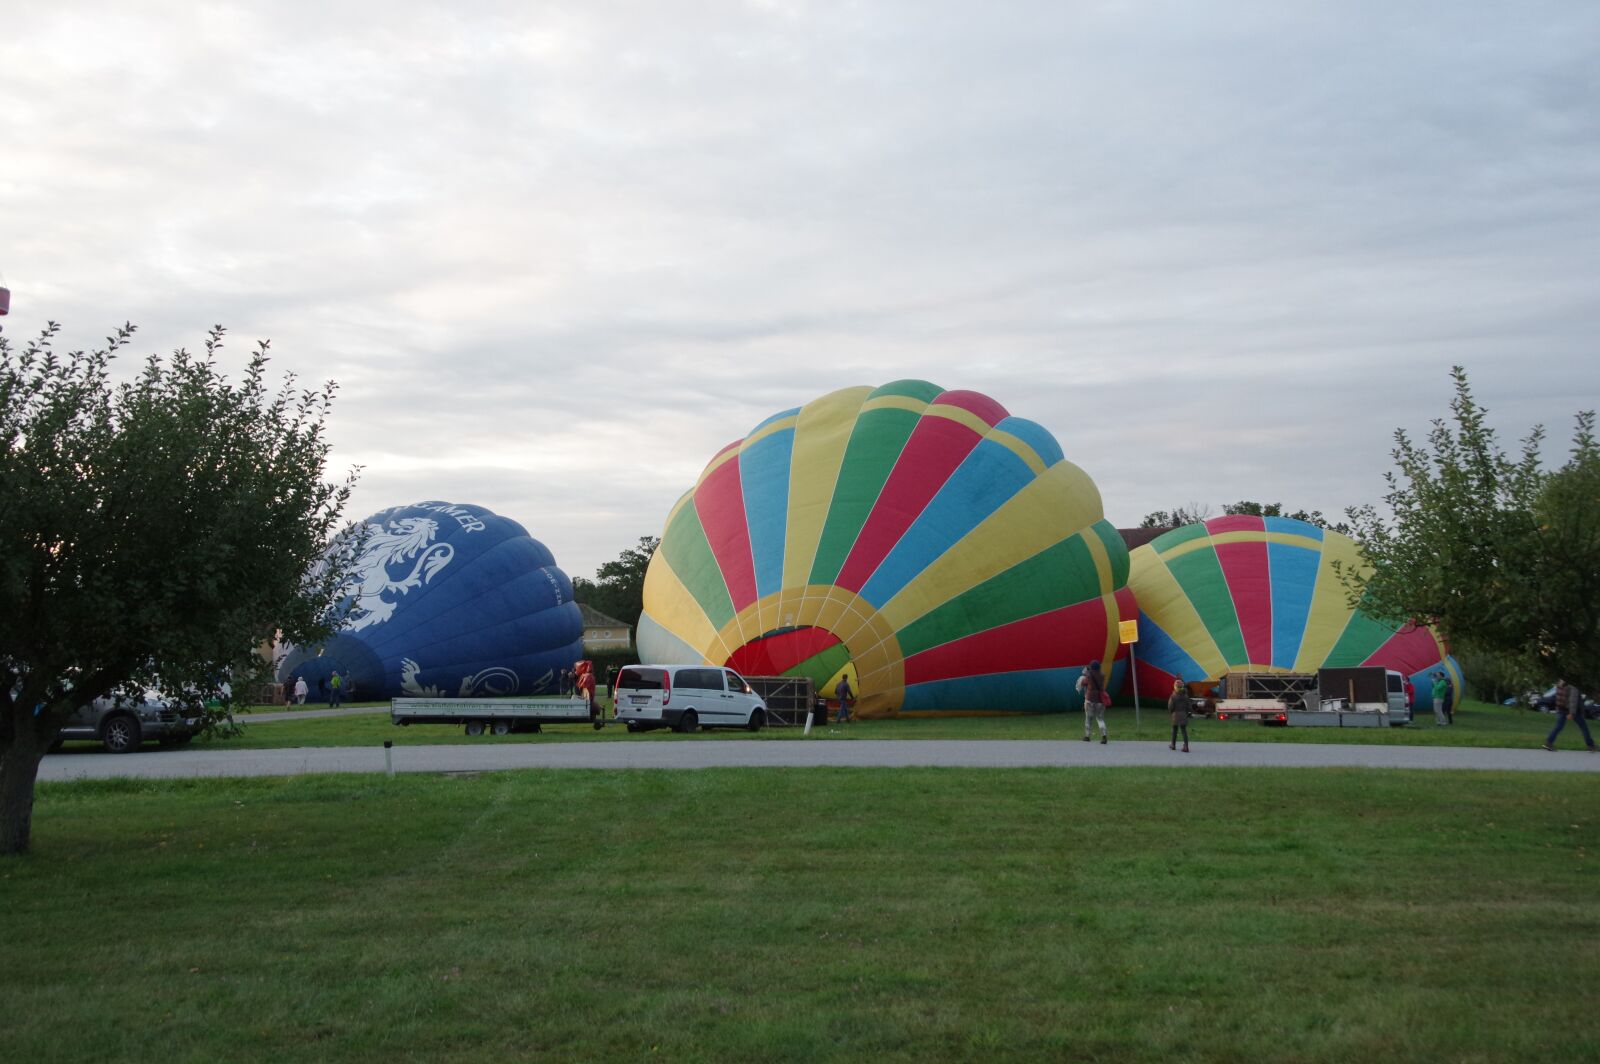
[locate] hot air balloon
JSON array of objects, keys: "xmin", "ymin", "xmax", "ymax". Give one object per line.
[
  {"xmin": 278, "ymin": 501, "xmax": 583, "ymax": 700},
  {"xmin": 1125, "ymin": 515, "xmax": 1463, "ymax": 708},
  {"xmin": 638, "ymin": 380, "xmax": 1134, "ymax": 717}
]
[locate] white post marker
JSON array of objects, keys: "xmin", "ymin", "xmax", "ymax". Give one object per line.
[{"xmin": 1119, "ymin": 619, "xmax": 1141, "ymax": 729}]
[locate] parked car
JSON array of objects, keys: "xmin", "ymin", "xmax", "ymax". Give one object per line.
[
  {"xmin": 52, "ymin": 689, "xmax": 205, "ymax": 753},
  {"xmin": 612, "ymin": 665, "xmax": 768, "ymax": 733},
  {"xmin": 1526, "ymin": 686, "xmax": 1600, "ymax": 719}
]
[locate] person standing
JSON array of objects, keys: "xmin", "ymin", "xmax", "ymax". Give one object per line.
[
  {"xmin": 1431, "ymin": 671, "xmax": 1450, "ymax": 726},
  {"xmin": 1543, "ymin": 679, "xmax": 1598, "ymax": 752},
  {"xmin": 834, "ymin": 676, "xmax": 854, "ymax": 723},
  {"xmin": 576, "ymin": 667, "xmax": 597, "ymax": 719},
  {"xmin": 1076, "ymin": 660, "xmax": 1108, "ymax": 744},
  {"xmin": 329, "ymin": 669, "xmax": 343, "ymax": 708},
  {"xmin": 1168, "ymin": 678, "xmax": 1192, "ymax": 752},
  {"xmin": 293, "ymin": 675, "xmax": 309, "ymax": 706}
]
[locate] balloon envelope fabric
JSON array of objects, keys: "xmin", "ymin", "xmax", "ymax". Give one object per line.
[
  {"xmin": 278, "ymin": 501, "xmax": 583, "ymax": 700},
  {"xmin": 637, "ymin": 380, "xmax": 1133, "ymax": 717},
  {"xmin": 1125, "ymin": 515, "xmax": 1463, "ymax": 708}
]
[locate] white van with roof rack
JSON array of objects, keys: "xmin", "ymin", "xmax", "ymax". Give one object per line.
[{"xmin": 613, "ymin": 665, "xmax": 768, "ymax": 733}]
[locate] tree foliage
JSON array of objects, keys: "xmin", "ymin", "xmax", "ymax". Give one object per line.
[
  {"xmin": 0, "ymin": 323, "xmax": 359, "ymax": 854},
  {"xmin": 1345, "ymin": 366, "xmax": 1599, "ymax": 695},
  {"xmin": 1138, "ymin": 500, "xmax": 1349, "ymax": 533},
  {"xmin": 571, "ymin": 535, "xmax": 659, "ymax": 631}
]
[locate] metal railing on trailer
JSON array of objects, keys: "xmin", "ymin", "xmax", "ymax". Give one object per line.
[{"xmin": 744, "ymin": 675, "xmax": 816, "ymax": 726}]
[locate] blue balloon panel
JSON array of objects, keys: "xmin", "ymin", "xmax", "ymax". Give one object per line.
[{"xmin": 279, "ymin": 501, "xmax": 583, "ymax": 699}]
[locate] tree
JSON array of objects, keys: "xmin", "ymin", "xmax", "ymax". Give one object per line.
[
  {"xmin": 1138, "ymin": 502, "xmax": 1213, "ymax": 528},
  {"xmin": 1344, "ymin": 366, "xmax": 1599, "ymax": 695},
  {"xmin": 0, "ymin": 323, "xmax": 359, "ymax": 854},
  {"xmin": 571, "ymin": 536, "xmax": 659, "ymax": 630},
  {"xmin": 1219, "ymin": 501, "xmax": 1351, "ymax": 534},
  {"xmin": 1138, "ymin": 500, "xmax": 1349, "ymax": 534}
]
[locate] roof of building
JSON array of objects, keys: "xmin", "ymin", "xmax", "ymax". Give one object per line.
[
  {"xmin": 1117, "ymin": 527, "xmax": 1174, "ymax": 551},
  {"xmin": 577, "ymin": 603, "xmax": 631, "ymax": 629}
]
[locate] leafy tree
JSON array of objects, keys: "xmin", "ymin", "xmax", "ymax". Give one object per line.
[
  {"xmin": 1138, "ymin": 501, "xmax": 1349, "ymax": 534},
  {"xmin": 0, "ymin": 323, "xmax": 359, "ymax": 854},
  {"xmin": 1220, "ymin": 501, "xmax": 1351, "ymax": 534},
  {"xmin": 1137, "ymin": 502, "xmax": 1213, "ymax": 528},
  {"xmin": 1344, "ymin": 366, "xmax": 1599, "ymax": 695},
  {"xmin": 571, "ymin": 536, "xmax": 660, "ymax": 631}
]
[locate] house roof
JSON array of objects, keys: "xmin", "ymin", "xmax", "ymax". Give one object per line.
[
  {"xmin": 1117, "ymin": 527, "xmax": 1174, "ymax": 551},
  {"xmin": 577, "ymin": 603, "xmax": 631, "ymax": 629}
]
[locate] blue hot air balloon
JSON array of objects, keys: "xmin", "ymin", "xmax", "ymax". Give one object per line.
[{"xmin": 279, "ymin": 501, "xmax": 583, "ymax": 700}]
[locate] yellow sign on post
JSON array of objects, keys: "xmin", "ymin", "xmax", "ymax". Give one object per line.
[{"xmin": 1118, "ymin": 620, "xmax": 1139, "ymax": 644}]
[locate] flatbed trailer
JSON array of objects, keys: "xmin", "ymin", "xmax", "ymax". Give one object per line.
[
  {"xmin": 1213, "ymin": 667, "xmax": 1410, "ymax": 728},
  {"xmin": 391, "ymin": 696, "xmax": 603, "ymax": 736}
]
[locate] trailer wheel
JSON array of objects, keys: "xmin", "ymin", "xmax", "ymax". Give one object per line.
[
  {"xmin": 464, "ymin": 720, "xmax": 486, "ymax": 737},
  {"xmin": 491, "ymin": 720, "xmax": 511, "ymax": 736}
]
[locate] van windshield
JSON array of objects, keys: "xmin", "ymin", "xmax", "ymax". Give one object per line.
[{"xmin": 617, "ymin": 668, "xmax": 665, "ymax": 691}]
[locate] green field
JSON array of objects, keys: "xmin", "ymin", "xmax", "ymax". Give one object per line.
[
  {"xmin": 92, "ymin": 697, "xmax": 1564, "ymax": 752},
  {"xmin": 4, "ymin": 768, "xmax": 1596, "ymax": 1062}
]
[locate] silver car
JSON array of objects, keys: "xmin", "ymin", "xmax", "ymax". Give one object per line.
[{"xmin": 53, "ymin": 689, "xmax": 204, "ymax": 753}]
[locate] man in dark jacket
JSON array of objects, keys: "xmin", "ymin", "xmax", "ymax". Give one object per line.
[
  {"xmin": 1169, "ymin": 678, "xmax": 1192, "ymax": 752},
  {"xmin": 1544, "ymin": 680, "xmax": 1598, "ymax": 752}
]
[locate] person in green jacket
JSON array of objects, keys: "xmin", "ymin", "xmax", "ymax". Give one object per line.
[
  {"xmin": 329, "ymin": 670, "xmax": 344, "ymax": 708},
  {"xmin": 1430, "ymin": 672, "xmax": 1450, "ymax": 726}
]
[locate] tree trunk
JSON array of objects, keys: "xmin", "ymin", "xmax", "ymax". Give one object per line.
[{"xmin": 0, "ymin": 714, "xmax": 49, "ymax": 856}]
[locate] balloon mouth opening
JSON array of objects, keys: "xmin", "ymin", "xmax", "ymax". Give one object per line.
[{"xmin": 727, "ymin": 625, "xmax": 854, "ymax": 692}]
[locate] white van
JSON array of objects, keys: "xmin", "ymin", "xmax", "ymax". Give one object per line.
[{"xmin": 613, "ymin": 665, "xmax": 768, "ymax": 733}]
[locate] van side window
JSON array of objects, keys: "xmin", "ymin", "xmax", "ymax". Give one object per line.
[
  {"xmin": 724, "ymin": 671, "xmax": 750, "ymax": 693},
  {"xmin": 617, "ymin": 668, "xmax": 664, "ymax": 691},
  {"xmin": 677, "ymin": 669, "xmax": 725, "ymax": 692}
]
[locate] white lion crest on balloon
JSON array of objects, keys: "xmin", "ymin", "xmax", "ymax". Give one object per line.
[{"xmin": 344, "ymin": 517, "xmax": 455, "ymax": 632}]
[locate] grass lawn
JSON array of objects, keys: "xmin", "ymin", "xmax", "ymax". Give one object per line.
[
  {"xmin": 126, "ymin": 698, "xmax": 1568, "ymax": 752},
  {"xmin": 3, "ymin": 768, "xmax": 1596, "ymax": 1062}
]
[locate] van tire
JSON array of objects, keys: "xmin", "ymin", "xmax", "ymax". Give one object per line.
[
  {"xmin": 676, "ymin": 710, "xmax": 698, "ymax": 734},
  {"xmin": 747, "ymin": 709, "xmax": 765, "ymax": 733}
]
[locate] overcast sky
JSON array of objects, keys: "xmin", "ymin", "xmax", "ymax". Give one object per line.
[{"xmin": 4, "ymin": 1, "xmax": 1597, "ymax": 579}]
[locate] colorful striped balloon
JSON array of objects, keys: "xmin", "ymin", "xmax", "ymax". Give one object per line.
[
  {"xmin": 1126, "ymin": 516, "xmax": 1463, "ymax": 707},
  {"xmin": 638, "ymin": 380, "xmax": 1133, "ymax": 716}
]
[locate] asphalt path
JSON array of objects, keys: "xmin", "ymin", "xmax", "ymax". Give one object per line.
[{"xmin": 37, "ymin": 738, "xmax": 1600, "ymax": 781}]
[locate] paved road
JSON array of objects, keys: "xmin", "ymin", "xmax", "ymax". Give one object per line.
[{"xmin": 37, "ymin": 738, "xmax": 1600, "ymax": 781}]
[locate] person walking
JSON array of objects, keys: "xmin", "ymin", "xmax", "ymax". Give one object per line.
[
  {"xmin": 1077, "ymin": 660, "xmax": 1109, "ymax": 744},
  {"xmin": 1431, "ymin": 671, "xmax": 1450, "ymax": 726},
  {"xmin": 1169, "ymin": 678, "xmax": 1192, "ymax": 752},
  {"xmin": 834, "ymin": 675, "xmax": 854, "ymax": 723},
  {"xmin": 1543, "ymin": 679, "xmax": 1598, "ymax": 752},
  {"xmin": 293, "ymin": 675, "xmax": 308, "ymax": 706},
  {"xmin": 329, "ymin": 669, "xmax": 343, "ymax": 708}
]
